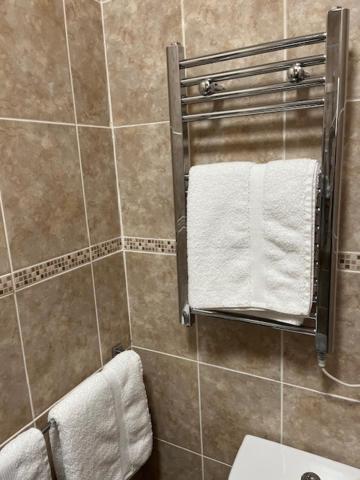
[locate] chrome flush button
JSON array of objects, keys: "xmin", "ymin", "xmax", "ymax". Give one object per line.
[{"xmin": 301, "ymin": 473, "xmax": 321, "ymax": 480}]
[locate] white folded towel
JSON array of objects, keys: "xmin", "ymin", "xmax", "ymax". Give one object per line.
[
  {"xmin": 48, "ymin": 351, "xmax": 152, "ymax": 480},
  {"xmin": 187, "ymin": 159, "xmax": 319, "ymax": 320},
  {"xmin": 0, "ymin": 428, "xmax": 51, "ymax": 480}
]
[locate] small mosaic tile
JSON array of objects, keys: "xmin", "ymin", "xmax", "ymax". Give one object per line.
[
  {"xmin": 0, "ymin": 273, "xmax": 14, "ymax": 296},
  {"xmin": 123, "ymin": 236, "xmax": 176, "ymax": 254},
  {"xmin": 91, "ymin": 237, "xmax": 122, "ymax": 260},
  {"xmin": 14, "ymin": 248, "xmax": 91, "ymax": 290},
  {"xmin": 338, "ymin": 252, "xmax": 360, "ymax": 272}
]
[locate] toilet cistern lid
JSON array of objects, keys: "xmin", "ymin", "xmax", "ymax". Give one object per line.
[{"xmin": 228, "ymin": 435, "xmax": 360, "ymax": 480}]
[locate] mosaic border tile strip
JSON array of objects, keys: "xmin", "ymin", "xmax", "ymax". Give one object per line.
[
  {"xmin": 338, "ymin": 252, "xmax": 360, "ymax": 272},
  {"xmin": 124, "ymin": 236, "xmax": 176, "ymax": 254},
  {"xmin": 1, "ymin": 237, "xmax": 359, "ymax": 300},
  {"xmin": 91, "ymin": 237, "xmax": 122, "ymax": 260},
  {"xmin": 0, "ymin": 274, "xmax": 14, "ymax": 297},
  {"xmin": 0, "ymin": 237, "xmax": 123, "ymax": 298}
]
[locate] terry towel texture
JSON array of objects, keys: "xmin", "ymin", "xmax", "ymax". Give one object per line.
[
  {"xmin": 0, "ymin": 428, "xmax": 51, "ymax": 480},
  {"xmin": 48, "ymin": 351, "xmax": 152, "ymax": 480},
  {"xmin": 187, "ymin": 159, "xmax": 319, "ymax": 318}
]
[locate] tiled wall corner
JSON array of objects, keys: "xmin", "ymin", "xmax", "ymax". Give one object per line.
[{"xmin": 0, "ymin": 0, "xmax": 131, "ymax": 448}]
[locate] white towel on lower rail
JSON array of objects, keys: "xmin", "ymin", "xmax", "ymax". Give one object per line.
[
  {"xmin": 0, "ymin": 428, "xmax": 51, "ymax": 480},
  {"xmin": 187, "ymin": 159, "xmax": 319, "ymax": 322},
  {"xmin": 48, "ymin": 351, "xmax": 152, "ymax": 480}
]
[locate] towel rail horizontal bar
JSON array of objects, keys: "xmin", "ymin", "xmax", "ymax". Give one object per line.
[
  {"xmin": 181, "ymin": 54, "xmax": 326, "ymax": 87},
  {"xmin": 179, "ymin": 32, "xmax": 327, "ymax": 69},
  {"xmin": 182, "ymin": 98, "xmax": 324, "ymax": 123},
  {"xmin": 192, "ymin": 308, "xmax": 317, "ymax": 335},
  {"xmin": 182, "ymin": 76, "xmax": 326, "ymax": 105}
]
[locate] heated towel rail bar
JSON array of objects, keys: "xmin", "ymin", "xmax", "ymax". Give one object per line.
[{"xmin": 166, "ymin": 7, "xmax": 349, "ymax": 366}]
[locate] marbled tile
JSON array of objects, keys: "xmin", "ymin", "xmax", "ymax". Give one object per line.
[
  {"xmin": 126, "ymin": 253, "xmax": 196, "ymax": 359},
  {"xmin": 18, "ymin": 266, "xmax": 101, "ymax": 415},
  {"xmin": 116, "ymin": 124, "xmax": 175, "ymax": 238},
  {"xmin": 283, "ymin": 385, "xmax": 360, "ymax": 468},
  {"xmin": 79, "ymin": 127, "xmax": 121, "ymax": 244},
  {"xmin": 284, "ymin": 271, "xmax": 360, "ymax": 401},
  {"xmin": 198, "ymin": 315, "xmax": 281, "ymax": 380},
  {"xmin": 340, "ymin": 101, "xmax": 360, "ymax": 251},
  {"xmin": 136, "ymin": 349, "xmax": 201, "ymax": 452},
  {"xmin": 103, "ymin": 0, "xmax": 182, "ymax": 125},
  {"xmin": 0, "ymin": 122, "xmax": 88, "ymax": 270},
  {"xmin": 200, "ymin": 364, "xmax": 281, "ymax": 465},
  {"xmin": 138, "ymin": 440, "xmax": 202, "ymax": 480},
  {"xmin": 204, "ymin": 458, "xmax": 231, "ymax": 480},
  {"xmin": 65, "ymin": 0, "xmax": 109, "ymax": 125},
  {"xmin": 287, "ymin": 0, "xmax": 360, "ymax": 99},
  {"xmin": 0, "ymin": 216, "xmax": 10, "ymax": 275},
  {"xmin": 93, "ymin": 253, "xmax": 130, "ymax": 362},
  {"xmin": 0, "ymin": 0, "xmax": 73, "ymax": 121},
  {"xmin": 0, "ymin": 295, "xmax": 32, "ymax": 444}
]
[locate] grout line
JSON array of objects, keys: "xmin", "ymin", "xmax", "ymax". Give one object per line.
[
  {"xmin": 0, "ymin": 193, "xmax": 36, "ymax": 420},
  {"xmin": 133, "ymin": 344, "xmax": 360, "ymax": 403},
  {"xmin": 100, "ymin": 1, "xmax": 133, "ymax": 344},
  {"xmin": 62, "ymin": 0, "xmax": 103, "ymax": 367},
  {"xmin": 0, "ymin": 366, "xmax": 103, "ymax": 449},
  {"xmin": 0, "ymin": 116, "xmax": 111, "ymax": 129},
  {"xmin": 195, "ymin": 321, "xmax": 205, "ymax": 480},
  {"xmin": 155, "ymin": 437, "xmax": 202, "ymax": 458},
  {"xmin": 155, "ymin": 437, "xmax": 233, "ymax": 468},
  {"xmin": 346, "ymin": 98, "xmax": 360, "ymax": 103},
  {"xmin": 125, "ymin": 250, "xmax": 176, "ymax": 257},
  {"xmin": 114, "ymin": 120, "xmax": 169, "ymax": 129},
  {"xmin": 180, "ymin": 0, "xmax": 187, "ymax": 55},
  {"xmin": 133, "ymin": 344, "xmax": 198, "ymax": 363}
]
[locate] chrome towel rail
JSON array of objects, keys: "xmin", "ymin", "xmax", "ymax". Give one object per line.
[
  {"xmin": 182, "ymin": 98, "xmax": 325, "ymax": 123},
  {"xmin": 166, "ymin": 6, "xmax": 349, "ymax": 367},
  {"xmin": 179, "ymin": 32, "xmax": 327, "ymax": 69},
  {"xmin": 182, "ymin": 76, "xmax": 326, "ymax": 105},
  {"xmin": 180, "ymin": 54, "xmax": 326, "ymax": 87}
]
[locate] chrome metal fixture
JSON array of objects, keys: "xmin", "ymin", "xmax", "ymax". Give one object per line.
[
  {"xmin": 166, "ymin": 7, "xmax": 350, "ymax": 367},
  {"xmin": 301, "ymin": 473, "xmax": 321, "ymax": 480},
  {"xmin": 287, "ymin": 62, "xmax": 309, "ymax": 82}
]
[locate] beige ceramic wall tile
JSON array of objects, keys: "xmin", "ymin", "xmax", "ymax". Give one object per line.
[
  {"xmin": 340, "ymin": 101, "xmax": 360, "ymax": 251},
  {"xmin": 65, "ymin": 0, "xmax": 109, "ymax": 126},
  {"xmin": 136, "ymin": 348, "xmax": 201, "ymax": 453},
  {"xmin": 126, "ymin": 252, "xmax": 196, "ymax": 359},
  {"xmin": 116, "ymin": 124, "xmax": 175, "ymax": 238},
  {"xmin": 18, "ymin": 267, "xmax": 101, "ymax": 415},
  {"xmin": 79, "ymin": 126, "xmax": 121, "ymax": 244},
  {"xmin": 103, "ymin": 0, "xmax": 182, "ymax": 125},
  {"xmin": 284, "ymin": 271, "xmax": 360, "ymax": 400},
  {"xmin": 200, "ymin": 364, "xmax": 281, "ymax": 465},
  {"xmin": 93, "ymin": 253, "xmax": 130, "ymax": 363},
  {"xmin": 204, "ymin": 458, "xmax": 231, "ymax": 480},
  {"xmin": 198, "ymin": 316, "xmax": 281, "ymax": 380},
  {"xmin": 0, "ymin": 0, "xmax": 74, "ymax": 121},
  {"xmin": 0, "ymin": 218, "xmax": 10, "ymax": 275},
  {"xmin": 0, "ymin": 296, "xmax": 32, "ymax": 444},
  {"xmin": 283, "ymin": 385, "xmax": 360, "ymax": 468},
  {"xmin": 0, "ymin": 121, "xmax": 88, "ymax": 269},
  {"xmin": 139, "ymin": 440, "xmax": 202, "ymax": 480},
  {"xmin": 287, "ymin": 0, "xmax": 360, "ymax": 99}
]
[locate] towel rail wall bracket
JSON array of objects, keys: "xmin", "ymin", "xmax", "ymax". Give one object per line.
[{"xmin": 166, "ymin": 6, "xmax": 349, "ymax": 367}]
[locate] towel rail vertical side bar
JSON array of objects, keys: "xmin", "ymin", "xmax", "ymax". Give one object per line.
[
  {"xmin": 317, "ymin": 7, "xmax": 349, "ymax": 365},
  {"xmin": 167, "ymin": 43, "xmax": 192, "ymax": 326}
]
